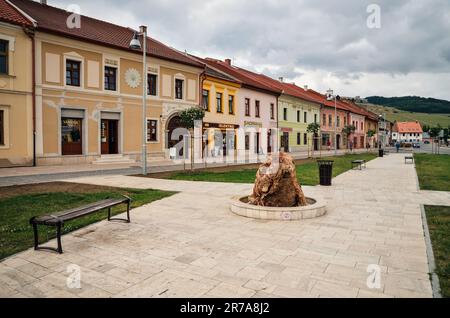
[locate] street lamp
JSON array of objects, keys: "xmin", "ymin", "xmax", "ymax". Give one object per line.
[
  {"xmin": 129, "ymin": 26, "xmax": 148, "ymax": 175},
  {"xmin": 327, "ymin": 89, "xmax": 338, "ymax": 156}
]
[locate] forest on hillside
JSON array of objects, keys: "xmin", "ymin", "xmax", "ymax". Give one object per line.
[{"xmin": 366, "ymin": 96, "xmax": 450, "ymax": 114}]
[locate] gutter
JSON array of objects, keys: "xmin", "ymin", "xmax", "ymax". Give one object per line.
[{"xmin": 23, "ymin": 27, "xmax": 37, "ymax": 166}]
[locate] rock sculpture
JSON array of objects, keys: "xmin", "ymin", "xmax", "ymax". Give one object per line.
[{"xmin": 249, "ymin": 152, "xmax": 308, "ymax": 207}]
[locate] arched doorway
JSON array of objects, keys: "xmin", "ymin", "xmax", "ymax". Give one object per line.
[
  {"xmin": 336, "ymin": 134, "xmax": 341, "ymax": 150},
  {"xmin": 166, "ymin": 115, "xmax": 185, "ymax": 157}
]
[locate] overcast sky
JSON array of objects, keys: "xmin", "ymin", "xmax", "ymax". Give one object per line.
[{"xmin": 50, "ymin": 0, "xmax": 450, "ymax": 100}]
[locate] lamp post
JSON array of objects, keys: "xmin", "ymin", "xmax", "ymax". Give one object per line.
[
  {"xmin": 327, "ymin": 89, "xmax": 338, "ymax": 156},
  {"xmin": 129, "ymin": 26, "xmax": 148, "ymax": 175}
]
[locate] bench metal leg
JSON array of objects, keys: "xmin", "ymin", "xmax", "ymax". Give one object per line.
[
  {"xmin": 108, "ymin": 200, "xmax": 131, "ymax": 223},
  {"xmin": 56, "ymin": 223, "xmax": 63, "ymax": 254},
  {"xmin": 32, "ymin": 223, "xmax": 39, "ymax": 251}
]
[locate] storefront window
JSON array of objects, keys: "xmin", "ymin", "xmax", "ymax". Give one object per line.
[{"xmin": 61, "ymin": 118, "xmax": 82, "ymax": 155}]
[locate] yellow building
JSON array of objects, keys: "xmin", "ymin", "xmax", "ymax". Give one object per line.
[
  {"xmin": 191, "ymin": 57, "xmax": 241, "ymax": 157},
  {"xmin": 7, "ymin": 0, "xmax": 205, "ymax": 165},
  {"xmin": 0, "ymin": 2, "xmax": 34, "ymax": 167}
]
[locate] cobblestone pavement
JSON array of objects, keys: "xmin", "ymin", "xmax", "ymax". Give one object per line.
[{"xmin": 1, "ymin": 154, "xmax": 449, "ymax": 298}]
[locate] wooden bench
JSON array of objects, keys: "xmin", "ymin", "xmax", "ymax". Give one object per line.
[
  {"xmin": 352, "ymin": 160, "xmax": 366, "ymax": 170},
  {"xmin": 405, "ymin": 156, "xmax": 415, "ymax": 164},
  {"xmin": 30, "ymin": 196, "xmax": 131, "ymax": 254}
]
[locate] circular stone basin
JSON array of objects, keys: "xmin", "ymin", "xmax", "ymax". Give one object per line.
[{"xmin": 230, "ymin": 196, "xmax": 327, "ymax": 221}]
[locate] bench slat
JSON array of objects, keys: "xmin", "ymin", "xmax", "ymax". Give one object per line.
[{"xmin": 33, "ymin": 198, "xmax": 128, "ymax": 225}]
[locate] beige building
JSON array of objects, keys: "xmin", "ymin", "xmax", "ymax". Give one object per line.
[
  {"xmin": 0, "ymin": 0, "xmax": 34, "ymax": 167},
  {"xmin": 4, "ymin": 0, "xmax": 205, "ymax": 166}
]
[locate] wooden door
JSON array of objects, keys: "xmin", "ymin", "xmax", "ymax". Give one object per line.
[{"xmin": 101, "ymin": 119, "xmax": 119, "ymax": 155}]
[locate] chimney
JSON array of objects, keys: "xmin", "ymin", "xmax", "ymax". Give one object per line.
[
  {"xmin": 224, "ymin": 58, "xmax": 231, "ymax": 66},
  {"xmin": 41, "ymin": 0, "xmax": 47, "ymax": 4},
  {"xmin": 279, "ymin": 77, "xmax": 284, "ymax": 83},
  {"xmin": 304, "ymin": 85, "xmax": 308, "ymax": 91}
]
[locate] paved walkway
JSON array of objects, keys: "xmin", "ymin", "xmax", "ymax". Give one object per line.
[
  {"xmin": 0, "ymin": 149, "xmax": 371, "ymax": 187},
  {"xmin": 1, "ymin": 154, "xmax": 449, "ymax": 298}
]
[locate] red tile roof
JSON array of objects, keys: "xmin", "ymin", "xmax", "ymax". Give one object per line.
[
  {"xmin": 10, "ymin": 0, "xmax": 204, "ymax": 68},
  {"xmin": 202, "ymin": 58, "xmax": 281, "ymax": 95},
  {"xmin": 394, "ymin": 122, "xmax": 423, "ymax": 133},
  {"xmin": 0, "ymin": 0, "xmax": 33, "ymax": 26},
  {"xmin": 188, "ymin": 55, "xmax": 241, "ymax": 84}
]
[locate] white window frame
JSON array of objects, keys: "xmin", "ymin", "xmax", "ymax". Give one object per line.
[
  {"xmin": 63, "ymin": 53, "xmax": 85, "ymax": 90},
  {"xmin": 0, "ymin": 33, "xmax": 15, "ymax": 76},
  {"xmin": 146, "ymin": 117, "xmax": 160, "ymax": 144},
  {"xmin": 174, "ymin": 73, "xmax": 186, "ymax": 101},
  {"xmin": 0, "ymin": 105, "xmax": 10, "ymax": 149}
]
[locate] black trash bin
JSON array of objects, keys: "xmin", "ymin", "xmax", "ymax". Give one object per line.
[
  {"xmin": 317, "ymin": 160, "xmax": 334, "ymax": 186},
  {"xmin": 379, "ymin": 149, "xmax": 384, "ymax": 157}
]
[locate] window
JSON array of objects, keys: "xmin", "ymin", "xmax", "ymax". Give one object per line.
[
  {"xmin": 104, "ymin": 67, "xmax": 117, "ymax": 91},
  {"xmin": 283, "ymin": 108, "xmax": 287, "ymax": 121},
  {"xmin": 329, "ymin": 115, "xmax": 332, "ymax": 127},
  {"xmin": 66, "ymin": 60, "xmax": 81, "ymax": 86},
  {"xmin": 202, "ymin": 89, "xmax": 209, "ymax": 111},
  {"xmin": 228, "ymin": 95, "xmax": 234, "ymax": 114},
  {"xmin": 216, "ymin": 92, "xmax": 223, "ymax": 113},
  {"xmin": 304, "ymin": 112, "xmax": 307, "ymax": 123},
  {"xmin": 0, "ymin": 110, "xmax": 4, "ymax": 145},
  {"xmin": 304, "ymin": 133, "xmax": 307, "ymax": 145},
  {"xmin": 175, "ymin": 79, "xmax": 184, "ymax": 99},
  {"xmin": 245, "ymin": 134, "xmax": 250, "ymax": 150},
  {"xmin": 61, "ymin": 118, "xmax": 82, "ymax": 155},
  {"xmin": 245, "ymin": 98, "xmax": 250, "ymax": 116},
  {"xmin": 297, "ymin": 111, "xmax": 301, "ymax": 122},
  {"xmin": 337, "ymin": 116, "xmax": 341, "ymax": 128},
  {"xmin": 323, "ymin": 114, "xmax": 326, "ymax": 126},
  {"xmin": 148, "ymin": 74, "xmax": 157, "ymax": 96},
  {"xmin": 255, "ymin": 101, "xmax": 260, "ymax": 118},
  {"xmin": 344, "ymin": 117, "xmax": 347, "ymax": 126},
  {"xmin": 297, "ymin": 133, "xmax": 301, "ymax": 145},
  {"xmin": 361, "ymin": 122, "xmax": 364, "ymax": 131},
  {"xmin": 314, "ymin": 114, "xmax": 318, "ymax": 124},
  {"xmin": 270, "ymin": 103, "xmax": 275, "ymax": 119},
  {"xmin": 147, "ymin": 119, "xmax": 158, "ymax": 142},
  {"xmin": 0, "ymin": 40, "xmax": 8, "ymax": 74}
]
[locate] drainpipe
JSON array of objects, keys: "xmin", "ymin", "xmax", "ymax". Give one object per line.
[{"xmin": 24, "ymin": 27, "xmax": 37, "ymax": 167}]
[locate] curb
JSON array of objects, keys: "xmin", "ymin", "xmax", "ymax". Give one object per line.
[{"xmin": 420, "ymin": 204, "xmax": 443, "ymax": 298}]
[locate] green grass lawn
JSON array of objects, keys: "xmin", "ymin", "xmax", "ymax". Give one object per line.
[
  {"xmin": 167, "ymin": 153, "xmax": 377, "ymax": 185},
  {"xmin": 0, "ymin": 184, "xmax": 175, "ymax": 260},
  {"xmin": 425, "ymin": 206, "xmax": 450, "ymax": 298},
  {"xmin": 415, "ymin": 154, "xmax": 450, "ymax": 191}
]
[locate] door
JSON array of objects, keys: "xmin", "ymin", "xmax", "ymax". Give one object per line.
[
  {"xmin": 281, "ymin": 132, "xmax": 289, "ymax": 152},
  {"xmin": 314, "ymin": 133, "xmax": 319, "ymax": 151},
  {"xmin": 267, "ymin": 130, "xmax": 272, "ymax": 153},
  {"xmin": 336, "ymin": 135, "xmax": 341, "ymax": 150},
  {"xmin": 256, "ymin": 132, "xmax": 261, "ymax": 154},
  {"xmin": 61, "ymin": 118, "xmax": 82, "ymax": 156},
  {"xmin": 101, "ymin": 119, "xmax": 119, "ymax": 155}
]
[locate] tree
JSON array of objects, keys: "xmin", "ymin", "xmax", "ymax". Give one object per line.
[
  {"xmin": 342, "ymin": 125, "xmax": 356, "ymax": 150},
  {"xmin": 307, "ymin": 122, "xmax": 320, "ymax": 135},
  {"xmin": 306, "ymin": 123, "xmax": 321, "ymax": 156},
  {"xmin": 179, "ymin": 107, "xmax": 205, "ymax": 171},
  {"xmin": 180, "ymin": 107, "xmax": 205, "ymax": 130}
]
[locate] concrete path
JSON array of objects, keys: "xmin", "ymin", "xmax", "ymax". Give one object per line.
[{"xmin": 1, "ymin": 154, "xmax": 449, "ymax": 298}]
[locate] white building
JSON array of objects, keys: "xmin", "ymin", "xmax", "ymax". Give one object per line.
[{"xmin": 392, "ymin": 122, "xmax": 423, "ymax": 143}]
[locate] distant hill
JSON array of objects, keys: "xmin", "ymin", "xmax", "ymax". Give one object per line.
[
  {"xmin": 359, "ymin": 103, "xmax": 450, "ymax": 128},
  {"xmin": 366, "ymin": 96, "xmax": 450, "ymax": 114}
]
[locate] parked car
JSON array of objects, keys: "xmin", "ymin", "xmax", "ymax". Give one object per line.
[
  {"xmin": 412, "ymin": 143, "xmax": 421, "ymax": 149},
  {"xmin": 424, "ymin": 140, "xmax": 431, "ymax": 144}
]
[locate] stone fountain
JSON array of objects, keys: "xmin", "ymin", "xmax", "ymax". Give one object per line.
[{"xmin": 230, "ymin": 153, "xmax": 327, "ymax": 221}]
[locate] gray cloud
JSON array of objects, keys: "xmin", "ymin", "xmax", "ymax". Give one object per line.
[{"xmin": 50, "ymin": 0, "xmax": 450, "ymax": 99}]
